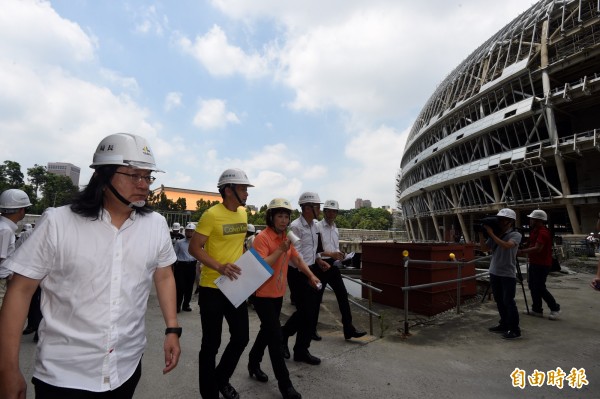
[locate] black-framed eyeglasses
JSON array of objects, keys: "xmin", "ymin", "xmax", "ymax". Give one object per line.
[{"xmin": 115, "ymin": 172, "xmax": 156, "ymax": 185}]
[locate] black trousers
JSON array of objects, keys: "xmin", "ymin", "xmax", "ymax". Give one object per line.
[
  {"xmin": 528, "ymin": 263, "xmax": 560, "ymax": 313},
  {"xmin": 490, "ymin": 273, "xmax": 520, "ymax": 332},
  {"xmin": 312, "ymin": 261, "xmax": 353, "ymax": 331},
  {"xmin": 282, "ymin": 267, "xmax": 319, "ymax": 355},
  {"xmin": 248, "ymin": 296, "xmax": 292, "ymax": 388},
  {"xmin": 198, "ymin": 287, "xmax": 249, "ymax": 399},
  {"xmin": 174, "ymin": 260, "xmax": 196, "ymax": 310},
  {"xmin": 33, "ymin": 360, "xmax": 141, "ymax": 399}
]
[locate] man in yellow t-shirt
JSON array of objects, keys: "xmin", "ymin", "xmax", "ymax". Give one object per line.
[{"xmin": 189, "ymin": 168, "xmax": 253, "ymax": 399}]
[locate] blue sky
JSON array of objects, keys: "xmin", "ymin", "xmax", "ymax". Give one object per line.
[{"xmin": 0, "ymin": 0, "xmax": 532, "ymax": 210}]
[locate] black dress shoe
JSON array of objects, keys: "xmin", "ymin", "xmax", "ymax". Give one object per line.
[
  {"xmin": 218, "ymin": 383, "xmax": 239, "ymax": 399},
  {"xmin": 293, "ymin": 351, "xmax": 321, "ymax": 365},
  {"xmin": 311, "ymin": 331, "xmax": 322, "ymax": 341},
  {"xmin": 279, "ymin": 384, "xmax": 302, "ymax": 399},
  {"xmin": 23, "ymin": 326, "xmax": 36, "ymax": 335},
  {"xmin": 248, "ymin": 364, "xmax": 269, "ymax": 382},
  {"xmin": 344, "ymin": 327, "xmax": 367, "ymax": 340},
  {"xmin": 182, "ymin": 306, "xmax": 192, "ymax": 312}
]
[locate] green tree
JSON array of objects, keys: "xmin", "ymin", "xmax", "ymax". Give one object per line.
[
  {"xmin": 27, "ymin": 164, "xmax": 48, "ymax": 197},
  {"xmin": 190, "ymin": 198, "xmax": 221, "ymax": 221},
  {"xmin": 38, "ymin": 173, "xmax": 79, "ymax": 210},
  {"xmin": 148, "ymin": 191, "xmax": 187, "ymax": 212},
  {"xmin": 0, "ymin": 160, "xmax": 25, "ymax": 191},
  {"xmin": 335, "ymin": 207, "xmax": 392, "ymax": 230}
]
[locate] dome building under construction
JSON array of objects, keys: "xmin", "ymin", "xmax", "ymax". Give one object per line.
[{"xmin": 396, "ymin": 0, "xmax": 600, "ymax": 242}]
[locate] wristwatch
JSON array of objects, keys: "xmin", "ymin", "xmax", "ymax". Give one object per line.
[{"xmin": 165, "ymin": 327, "xmax": 182, "ymax": 337}]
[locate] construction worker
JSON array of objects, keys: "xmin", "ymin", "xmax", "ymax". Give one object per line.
[
  {"xmin": 0, "ymin": 133, "xmax": 181, "ymax": 398},
  {"xmin": 0, "ymin": 188, "xmax": 32, "ymax": 307},
  {"xmin": 315, "ymin": 199, "xmax": 366, "ymax": 340},
  {"xmin": 189, "ymin": 168, "xmax": 253, "ymax": 399},
  {"xmin": 518, "ymin": 209, "xmax": 560, "ymax": 320},
  {"xmin": 281, "ymin": 192, "xmax": 328, "ymax": 365}
]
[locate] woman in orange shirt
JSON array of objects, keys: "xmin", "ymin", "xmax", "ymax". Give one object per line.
[{"xmin": 247, "ymin": 198, "xmax": 319, "ymax": 399}]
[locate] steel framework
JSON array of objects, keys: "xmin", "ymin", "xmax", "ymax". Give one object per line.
[{"xmin": 397, "ymin": 0, "xmax": 600, "ymax": 242}]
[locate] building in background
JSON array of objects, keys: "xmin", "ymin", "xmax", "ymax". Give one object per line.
[
  {"xmin": 152, "ymin": 186, "xmax": 221, "ymax": 212},
  {"xmin": 47, "ymin": 162, "xmax": 80, "ymax": 186},
  {"xmin": 397, "ymin": 0, "xmax": 600, "ymax": 242},
  {"xmin": 355, "ymin": 198, "xmax": 372, "ymax": 209}
]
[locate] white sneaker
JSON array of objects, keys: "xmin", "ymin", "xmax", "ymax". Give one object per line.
[{"xmin": 549, "ymin": 310, "xmax": 561, "ymax": 320}]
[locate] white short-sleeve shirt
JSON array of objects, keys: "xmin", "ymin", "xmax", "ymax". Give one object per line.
[
  {"xmin": 0, "ymin": 215, "xmax": 18, "ymax": 277},
  {"xmin": 4, "ymin": 206, "xmax": 176, "ymax": 392}
]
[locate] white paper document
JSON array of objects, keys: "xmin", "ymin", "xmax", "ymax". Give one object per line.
[{"xmin": 215, "ymin": 248, "xmax": 274, "ymax": 308}]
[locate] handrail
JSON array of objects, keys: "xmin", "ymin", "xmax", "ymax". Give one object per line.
[
  {"xmin": 338, "ymin": 274, "xmax": 384, "ymax": 337},
  {"xmin": 400, "ymin": 255, "xmax": 492, "ymax": 337}
]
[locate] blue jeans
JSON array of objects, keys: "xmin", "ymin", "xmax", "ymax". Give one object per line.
[
  {"xmin": 490, "ymin": 273, "xmax": 520, "ymax": 332},
  {"xmin": 198, "ymin": 287, "xmax": 249, "ymax": 399}
]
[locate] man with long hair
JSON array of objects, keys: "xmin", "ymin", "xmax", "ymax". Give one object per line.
[{"xmin": 0, "ymin": 133, "xmax": 181, "ymax": 399}]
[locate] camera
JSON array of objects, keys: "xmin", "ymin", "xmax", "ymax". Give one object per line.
[{"xmin": 474, "ymin": 216, "xmax": 502, "ymax": 238}]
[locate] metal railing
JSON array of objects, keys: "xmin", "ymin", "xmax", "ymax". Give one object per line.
[
  {"xmin": 337, "ymin": 274, "xmax": 384, "ymax": 337},
  {"xmin": 400, "ymin": 255, "xmax": 492, "ymax": 336}
]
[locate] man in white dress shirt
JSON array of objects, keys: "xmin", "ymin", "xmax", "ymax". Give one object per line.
[
  {"xmin": 0, "ymin": 188, "xmax": 32, "ymax": 309},
  {"xmin": 0, "ymin": 133, "xmax": 181, "ymax": 399},
  {"xmin": 315, "ymin": 200, "xmax": 366, "ymax": 340}
]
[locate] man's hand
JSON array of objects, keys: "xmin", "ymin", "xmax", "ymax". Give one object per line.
[
  {"xmin": 317, "ymin": 258, "xmax": 330, "ymax": 271},
  {"xmin": 0, "ymin": 368, "xmax": 27, "ymax": 399},
  {"xmin": 162, "ymin": 334, "xmax": 181, "ymax": 374},
  {"xmin": 219, "ymin": 263, "xmax": 242, "ymax": 280}
]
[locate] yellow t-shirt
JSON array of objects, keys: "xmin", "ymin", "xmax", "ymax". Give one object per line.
[{"xmin": 196, "ymin": 203, "xmax": 247, "ymax": 288}]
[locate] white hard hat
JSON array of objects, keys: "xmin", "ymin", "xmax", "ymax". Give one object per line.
[
  {"xmin": 90, "ymin": 133, "xmax": 163, "ymax": 172},
  {"xmin": 267, "ymin": 198, "xmax": 293, "ymax": 211},
  {"xmin": 323, "ymin": 199, "xmax": 339, "ymax": 210},
  {"xmin": 496, "ymin": 208, "xmax": 516, "ymax": 220},
  {"xmin": 298, "ymin": 192, "xmax": 322, "ymax": 205},
  {"xmin": 185, "ymin": 222, "xmax": 196, "ymax": 230},
  {"xmin": 217, "ymin": 168, "xmax": 253, "ymax": 188},
  {"xmin": 172, "ymin": 222, "xmax": 181, "ymax": 231},
  {"xmin": 527, "ymin": 209, "xmax": 547, "ymax": 221},
  {"xmin": 0, "ymin": 189, "xmax": 32, "ymax": 209},
  {"xmin": 23, "ymin": 223, "xmax": 33, "ymax": 231},
  {"xmin": 247, "ymin": 223, "xmax": 256, "ymax": 233}
]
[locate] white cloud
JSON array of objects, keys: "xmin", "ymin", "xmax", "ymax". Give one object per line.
[
  {"xmin": 0, "ymin": 1, "xmax": 159, "ymax": 187},
  {"xmin": 327, "ymin": 124, "xmax": 410, "ymax": 207},
  {"xmin": 176, "ymin": 25, "xmax": 270, "ymax": 79},
  {"xmin": 0, "ymin": 0, "xmax": 96, "ymax": 66},
  {"xmin": 132, "ymin": 4, "xmax": 168, "ymax": 36},
  {"xmin": 192, "ymin": 99, "xmax": 240, "ymax": 130},
  {"xmin": 208, "ymin": 0, "xmax": 532, "ymax": 124},
  {"xmin": 100, "ymin": 68, "xmax": 140, "ymax": 95},
  {"xmin": 164, "ymin": 92, "xmax": 183, "ymax": 112}
]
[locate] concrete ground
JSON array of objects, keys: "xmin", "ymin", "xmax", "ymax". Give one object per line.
[{"xmin": 18, "ymin": 264, "xmax": 600, "ymax": 398}]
